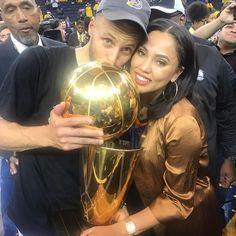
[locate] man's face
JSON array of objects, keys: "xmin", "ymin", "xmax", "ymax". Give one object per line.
[
  {"xmin": 218, "ymin": 22, "xmax": 236, "ymax": 47},
  {"xmin": 88, "ymin": 15, "xmax": 140, "ymax": 68},
  {"xmin": 77, "ymin": 23, "xmax": 84, "ymax": 33},
  {"xmin": 0, "ymin": 0, "xmax": 41, "ymax": 45}
]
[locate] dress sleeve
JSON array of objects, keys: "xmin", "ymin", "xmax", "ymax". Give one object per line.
[
  {"xmin": 149, "ymin": 115, "xmax": 202, "ymax": 223},
  {"xmin": 0, "ymin": 46, "xmax": 48, "ymax": 123}
]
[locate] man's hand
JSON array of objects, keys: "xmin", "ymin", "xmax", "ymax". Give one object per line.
[
  {"xmin": 9, "ymin": 154, "xmax": 18, "ymax": 175},
  {"xmin": 218, "ymin": 2, "xmax": 236, "ymax": 25},
  {"xmin": 219, "ymin": 159, "xmax": 236, "ymax": 188},
  {"xmin": 47, "ymin": 102, "xmax": 104, "ymax": 151}
]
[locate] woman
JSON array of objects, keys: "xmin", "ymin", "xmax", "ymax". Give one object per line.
[{"xmin": 81, "ymin": 19, "xmax": 223, "ymax": 236}]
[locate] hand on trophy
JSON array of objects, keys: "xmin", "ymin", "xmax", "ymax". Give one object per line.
[
  {"xmin": 111, "ymin": 205, "xmax": 129, "ymax": 223},
  {"xmin": 47, "ymin": 102, "xmax": 104, "ymax": 150}
]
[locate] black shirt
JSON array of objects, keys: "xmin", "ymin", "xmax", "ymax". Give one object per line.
[
  {"xmin": 193, "ymin": 43, "xmax": 236, "ymax": 185},
  {"xmin": 0, "ymin": 46, "xmax": 81, "ymax": 235}
]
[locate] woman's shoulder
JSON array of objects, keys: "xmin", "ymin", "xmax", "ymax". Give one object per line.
[
  {"xmin": 171, "ymin": 98, "xmax": 199, "ymax": 119},
  {"xmin": 162, "ymin": 98, "xmax": 203, "ymax": 132}
]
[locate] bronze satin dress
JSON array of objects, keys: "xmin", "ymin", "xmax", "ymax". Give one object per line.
[{"xmin": 134, "ymin": 98, "xmax": 223, "ymax": 236}]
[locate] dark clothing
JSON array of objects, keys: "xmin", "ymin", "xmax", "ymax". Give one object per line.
[
  {"xmin": 192, "ymin": 35, "xmax": 215, "ymax": 47},
  {"xmin": 222, "ymin": 50, "xmax": 236, "ymax": 75},
  {"xmin": 67, "ymin": 31, "xmax": 89, "ymax": 48},
  {"xmin": 0, "ymin": 36, "xmax": 64, "ymax": 84},
  {"xmin": 214, "ymin": 43, "xmax": 236, "ymax": 81},
  {"xmin": 0, "ymin": 36, "xmax": 66, "ymax": 236},
  {"xmin": 0, "ymin": 46, "xmax": 82, "ymax": 235},
  {"xmin": 193, "ymin": 44, "xmax": 236, "ymax": 190}
]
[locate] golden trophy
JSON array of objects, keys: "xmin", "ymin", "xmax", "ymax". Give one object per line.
[{"xmin": 61, "ymin": 62, "xmax": 141, "ymax": 228}]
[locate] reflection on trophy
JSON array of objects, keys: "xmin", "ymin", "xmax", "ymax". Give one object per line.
[
  {"xmin": 61, "ymin": 62, "xmax": 141, "ymax": 227},
  {"xmin": 61, "ymin": 62, "xmax": 139, "ymax": 140}
]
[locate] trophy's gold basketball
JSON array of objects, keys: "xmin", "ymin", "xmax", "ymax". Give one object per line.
[{"xmin": 61, "ymin": 62, "xmax": 139, "ymax": 140}]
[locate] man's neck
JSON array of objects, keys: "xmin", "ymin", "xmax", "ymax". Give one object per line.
[{"xmin": 218, "ymin": 40, "xmax": 236, "ymax": 55}]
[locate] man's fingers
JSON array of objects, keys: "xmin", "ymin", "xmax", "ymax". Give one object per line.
[
  {"xmin": 54, "ymin": 116, "xmax": 95, "ymax": 127},
  {"xmin": 52, "ymin": 102, "xmax": 66, "ymax": 116},
  {"xmin": 56, "ymin": 127, "xmax": 104, "ymax": 138},
  {"xmin": 59, "ymin": 137, "xmax": 104, "ymax": 150},
  {"xmin": 9, "ymin": 155, "xmax": 19, "ymax": 175}
]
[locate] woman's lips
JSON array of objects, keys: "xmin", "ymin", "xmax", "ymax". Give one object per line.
[{"xmin": 135, "ymin": 74, "xmax": 150, "ymax": 86}]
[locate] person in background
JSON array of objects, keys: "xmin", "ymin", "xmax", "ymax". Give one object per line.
[
  {"xmin": 67, "ymin": 19, "xmax": 89, "ymax": 47},
  {"xmin": 81, "ymin": 18, "xmax": 223, "ymax": 236},
  {"xmin": 0, "ymin": 0, "xmax": 64, "ymax": 235},
  {"xmin": 192, "ymin": 1, "xmax": 236, "ymax": 40},
  {"xmin": 85, "ymin": 2, "xmax": 93, "ymax": 18},
  {"xmin": 216, "ymin": 21, "xmax": 236, "ymax": 74},
  {"xmin": 192, "ymin": 1, "xmax": 236, "ymax": 74},
  {"xmin": 0, "ymin": 22, "xmax": 10, "ymax": 42},
  {"xmin": 187, "ymin": 1, "xmax": 210, "ymax": 33}
]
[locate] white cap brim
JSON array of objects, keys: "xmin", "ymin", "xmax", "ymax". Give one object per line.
[{"xmin": 151, "ymin": 6, "xmax": 177, "ymax": 14}]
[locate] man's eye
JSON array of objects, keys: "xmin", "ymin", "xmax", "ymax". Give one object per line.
[
  {"xmin": 121, "ymin": 47, "xmax": 133, "ymax": 55},
  {"xmin": 5, "ymin": 7, "xmax": 15, "ymax": 13},
  {"xmin": 22, "ymin": 4, "xmax": 33, "ymax": 10},
  {"xmin": 103, "ymin": 38, "xmax": 112, "ymax": 47}
]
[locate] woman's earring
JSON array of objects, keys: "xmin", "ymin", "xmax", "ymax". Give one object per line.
[{"xmin": 162, "ymin": 81, "xmax": 178, "ymax": 101}]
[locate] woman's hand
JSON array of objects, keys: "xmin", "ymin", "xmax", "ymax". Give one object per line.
[
  {"xmin": 81, "ymin": 223, "xmax": 126, "ymax": 236},
  {"xmin": 112, "ymin": 205, "xmax": 129, "ymax": 223}
]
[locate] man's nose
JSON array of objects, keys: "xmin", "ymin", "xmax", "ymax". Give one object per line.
[
  {"xmin": 16, "ymin": 9, "xmax": 28, "ymax": 22},
  {"xmin": 105, "ymin": 48, "xmax": 120, "ymax": 67}
]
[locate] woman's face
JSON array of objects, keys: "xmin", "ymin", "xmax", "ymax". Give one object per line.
[{"xmin": 130, "ymin": 31, "xmax": 183, "ymax": 95}]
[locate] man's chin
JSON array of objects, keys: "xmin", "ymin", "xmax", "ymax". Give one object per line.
[{"xmin": 18, "ymin": 34, "xmax": 39, "ymax": 46}]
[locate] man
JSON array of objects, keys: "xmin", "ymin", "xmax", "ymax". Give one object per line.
[
  {"xmin": 150, "ymin": 0, "xmax": 236, "ymax": 208},
  {"xmin": 67, "ymin": 19, "xmax": 89, "ymax": 47},
  {"xmin": 0, "ymin": 0, "xmax": 151, "ymax": 235},
  {"xmin": 187, "ymin": 1, "xmax": 210, "ymax": 33},
  {"xmin": 191, "ymin": 2, "xmax": 236, "ymax": 75},
  {"xmin": 0, "ymin": 0, "xmax": 64, "ymax": 84},
  {"xmin": 216, "ymin": 21, "xmax": 236, "ymax": 73},
  {"xmin": 0, "ymin": 0, "xmax": 63, "ymax": 235}
]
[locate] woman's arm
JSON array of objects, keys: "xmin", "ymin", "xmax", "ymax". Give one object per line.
[
  {"xmin": 81, "ymin": 207, "xmax": 158, "ymax": 236},
  {"xmin": 81, "ymin": 114, "xmax": 205, "ymax": 235}
]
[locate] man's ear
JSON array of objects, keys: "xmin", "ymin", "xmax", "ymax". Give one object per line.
[
  {"xmin": 88, "ymin": 17, "xmax": 95, "ymax": 37},
  {"xmin": 179, "ymin": 15, "xmax": 186, "ymax": 26}
]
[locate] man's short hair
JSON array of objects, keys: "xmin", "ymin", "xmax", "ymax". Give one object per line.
[{"xmin": 187, "ymin": 2, "xmax": 210, "ymax": 23}]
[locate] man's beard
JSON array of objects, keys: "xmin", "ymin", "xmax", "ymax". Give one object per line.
[{"xmin": 18, "ymin": 32, "xmax": 39, "ymax": 46}]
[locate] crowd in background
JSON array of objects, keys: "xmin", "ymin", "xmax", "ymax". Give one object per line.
[{"xmin": 0, "ymin": 0, "xmax": 233, "ymax": 47}]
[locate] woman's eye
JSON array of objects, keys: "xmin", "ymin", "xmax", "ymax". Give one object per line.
[
  {"xmin": 156, "ymin": 60, "xmax": 167, "ymax": 66},
  {"xmin": 137, "ymin": 48, "xmax": 145, "ymax": 56}
]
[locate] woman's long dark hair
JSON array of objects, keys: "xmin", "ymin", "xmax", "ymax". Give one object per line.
[{"xmin": 147, "ymin": 18, "xmax": 199, "ymax": 120}]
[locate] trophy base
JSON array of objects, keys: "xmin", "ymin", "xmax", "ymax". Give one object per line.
[{"xmin": 52, "ymin": 209, "xmax": 92, "ymax": 236}]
